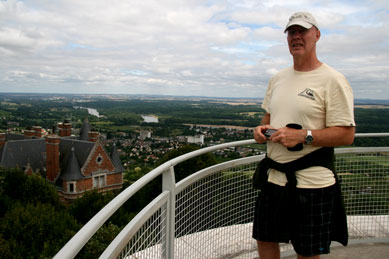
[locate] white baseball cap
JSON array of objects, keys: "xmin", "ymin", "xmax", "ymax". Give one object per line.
[{"xmin": 284, "ymin": 12, "xmax": 319, "ymax": 33}]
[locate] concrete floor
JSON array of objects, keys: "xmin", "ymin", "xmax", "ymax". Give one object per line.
[{"xmin": 282, "ymin": 242, "xmax": 389, "ymax": 259}]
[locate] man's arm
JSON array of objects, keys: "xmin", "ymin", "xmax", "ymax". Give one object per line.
[
  {"xmin": 260, "ymin": 112, "xmax": 270, "ymax": 125},
  {"xmin": 307, "ymin": 126, "xmax": 355, "ymax": 146},
  {"xmin": 254, "ymin": 112, "xmax": 355, "ymax": 147},
  {"xmin": 270, "ymin": 126, "xmax": 355, "ymax": 147}
]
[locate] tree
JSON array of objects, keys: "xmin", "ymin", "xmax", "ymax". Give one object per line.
[
  {"xmin": 0, "ymin": 168, "xmax": 79, "ymax": 258},
  {"xmin": 0, "ymin": 202, "xmax": 80, "ymax": 259},
  {"xmin": 69, "ymin": 190, "xmax": 112, "ymax": 225},
  {"xmin": 1, "ymin": 168, "xmax": 63, "ymax": 210},
  {"xmin": 156, "ymin": 144, "xmax": 217, "ymax": 182},
  {"xmin": 68, "ymin": 189, "xmax": 133, "ymax": 228},
  {"xmin": 77, "ymin": 222, "xmax": 121, "ymax": 259}
]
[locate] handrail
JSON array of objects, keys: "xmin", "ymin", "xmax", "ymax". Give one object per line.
[
  {"xmin": 100, "ymin": 191, "xmax": 170, "ymax": 259},
  {"xmin": 54, "ymin": 133, "xmax": 389, "ymax": 259}
]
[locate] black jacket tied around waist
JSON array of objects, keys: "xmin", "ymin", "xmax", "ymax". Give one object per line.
[{"xmin": 253, "ymin": 147, "xmax": 348, "ymax": 246}]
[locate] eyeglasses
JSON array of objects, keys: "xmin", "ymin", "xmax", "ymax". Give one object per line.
[{"xmin": 287, "ymin": 28, "xmax": 310, "ymax": 37}]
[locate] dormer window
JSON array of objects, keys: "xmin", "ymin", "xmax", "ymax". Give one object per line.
[{"xmin": 68, "ymin": 182, "xmax": 76, "ymax": 193}]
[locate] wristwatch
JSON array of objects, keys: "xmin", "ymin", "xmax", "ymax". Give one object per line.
[{"xmin": 305, "ymin": 130, "xmax": 314, "ymax": 145}]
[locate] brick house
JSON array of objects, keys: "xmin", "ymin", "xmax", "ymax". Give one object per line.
[{"xmin": 0, "ymin": 119, "xmax": 124, "ymax": 202}]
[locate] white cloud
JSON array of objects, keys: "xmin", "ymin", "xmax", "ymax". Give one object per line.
[{"xmin": 0, "ymin": 0, "xmax": 388, "ymax": 99}]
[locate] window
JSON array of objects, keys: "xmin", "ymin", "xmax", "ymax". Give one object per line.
[
  {"xmin": 93, "ymin": 174, "xmax": 106, "ymax": 188},
  {"xmin": 68, "ymin": 182, "xmax": 75, "ymax": 193},
  {"xmin": 99, "ymin": 175, "xmax": 105, "ymax": 186}
]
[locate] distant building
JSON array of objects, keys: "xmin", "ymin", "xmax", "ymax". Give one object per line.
[
  {"xmin": 187, "ymin": 135, "xmax": 205, "ymax": 144},
  {"xmin": 0, "ymin": 119, "xmax": 124, "ymax": 203},
  {"xmin": 178, "ymin": 134, "xmax": 205, "ymax": 145},
  {"xmin": 139, "ymin": 130, "xmax": 152, "ymax": 140},
  {"xmin": 7, "ymin": 121, "xmax": 19, "ymax": 126}
]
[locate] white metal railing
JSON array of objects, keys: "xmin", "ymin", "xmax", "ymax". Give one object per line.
[{"xmin": 54, "ymin": 133, "xmax": 389, "ymax": 259}]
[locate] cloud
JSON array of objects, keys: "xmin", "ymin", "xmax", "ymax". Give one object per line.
[{"xmin": 0, "ymin": 0, "xmax": 388, "ymax": 99}]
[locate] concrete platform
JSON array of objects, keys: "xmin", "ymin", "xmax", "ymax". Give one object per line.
[
  {"xmin": 282, "ymin": 242, "xmax": 389, "ymax": 259},
  {"xmin": 129, "ymin": 216, "xmax": 389, "ymax": 258}
]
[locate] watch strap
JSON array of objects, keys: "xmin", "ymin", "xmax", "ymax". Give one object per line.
[{"xmin": 305, "ymin": 130, "xmax": 313, "ymax": 144}]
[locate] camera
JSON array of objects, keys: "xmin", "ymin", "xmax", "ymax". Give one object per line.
[{"xmin": 264, "ymin": 129, "xmax": 277, "ymax": 138}]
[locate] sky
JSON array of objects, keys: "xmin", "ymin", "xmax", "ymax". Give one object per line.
[{"xmin": 1, "ymin": 0, "xmax": 389, "ymax": 100}]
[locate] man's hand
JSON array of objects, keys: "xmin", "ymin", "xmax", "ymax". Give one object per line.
[
  {"xmin": 269, "ymin": 127, "xmax": 305, "ymax": 147},
  {"xmin": 253, "ymin": 125, "xmax": 273, "ymax": 144},
  {"xmin": 254, "ymin": 113, "xmax": 273, "ymax": 144}
]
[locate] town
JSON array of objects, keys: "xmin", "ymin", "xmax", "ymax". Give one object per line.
[{"xmin": 106, "ymin": 124, "xmax": 262, "ymax": 168}]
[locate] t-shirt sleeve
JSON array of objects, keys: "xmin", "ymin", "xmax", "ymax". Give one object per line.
[
  {"xmin": 325, "ymin": 74, "xmax": 356, "ymax": 127},
  {"xmin": 261, "ymin": 78, "xmax": 273, "ymax": 113}
]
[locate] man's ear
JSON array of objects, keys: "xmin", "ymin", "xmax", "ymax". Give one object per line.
[{"xmin": 315, "ymin": 28, "xmax": 321, "ymax": 42}]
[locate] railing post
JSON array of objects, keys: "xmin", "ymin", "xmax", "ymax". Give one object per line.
[{"xmin": 162, "ymin": 166, "xmax": 176, "ymax": 259}]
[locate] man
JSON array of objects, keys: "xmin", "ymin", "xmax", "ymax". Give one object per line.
[{"xmin": 252, "ymin": 12, "xmax": 355, "ymax": 259}]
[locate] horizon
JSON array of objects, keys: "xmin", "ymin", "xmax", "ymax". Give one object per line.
[{"xmin": 1, "ymin": 91, "xmax": 389, "ymax": 103}]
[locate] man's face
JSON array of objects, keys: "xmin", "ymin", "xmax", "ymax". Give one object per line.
[{"xmin": 286, "ymin": 25, "xmax": 320, "ymax": 58}]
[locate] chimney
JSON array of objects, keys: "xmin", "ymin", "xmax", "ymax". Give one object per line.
[
  {"xmin": 58, "ymin": 121, "xmax": 72, "ymax": 137},
  {"xmin": 46, "ymin": 135, "xmax": 60, "ymax": 182},
  {"xmin": 32, "ymin": 126, "xmax": 43, "ymax": 138},
  {"xmin": 88, "ymin": 131, "xmax": 99, "ymax": 142},
  {"xmin": 24, "ymin": 129, "xmax": 35, "ymax": 139},
  {"xmin": 0, "ymin": 133, "xmax": 5, "ymax": 148}
]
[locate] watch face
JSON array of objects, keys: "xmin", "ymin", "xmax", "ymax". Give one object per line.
[{"xmin": 305, "ymin": 135, "xmax": 313, "ymax": 144}]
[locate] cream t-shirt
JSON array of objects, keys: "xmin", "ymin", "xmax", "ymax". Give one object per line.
[{"xmin": 262, "ymin": 63, "xmax": 355, "ymax": 188}]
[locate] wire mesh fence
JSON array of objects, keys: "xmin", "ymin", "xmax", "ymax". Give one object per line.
[
  {"xmin": 117, "ymin": 202, "xmax": 168, "ymax": 259},
  {"xmin": 113, "ymin": 148, "xmax": 389, "ymax": 259},
  {"xmin": 337, "ymin": 150, "xmax": 389, "ymax": 239},
  {"xmin": 175, "ymin": 162, "xmax": 259, "ymax": 258}
]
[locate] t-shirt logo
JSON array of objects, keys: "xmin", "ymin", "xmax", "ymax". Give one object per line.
[{"xmin": 298, "ymin": 88, "xmax": 315, "ymax": 100}]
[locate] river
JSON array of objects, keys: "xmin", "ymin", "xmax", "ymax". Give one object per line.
[
  {"xmin": 74, "ymin": 107, "xmax": 101, "ymax": 117},
  {"xmin": 142, "ymin": 115, "xmax": 159, "ymax": 123},
  {"xmin": 87, "ymin": 108, "xmax": 100, "ymax": 117}
]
